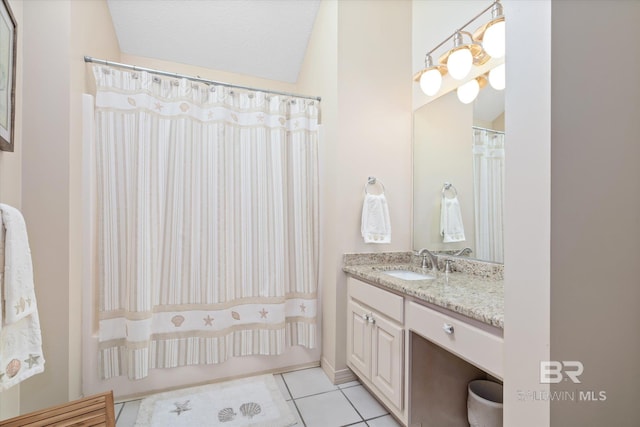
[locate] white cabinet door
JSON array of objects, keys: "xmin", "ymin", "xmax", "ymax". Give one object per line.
[
  {"xmin": 347, "ymin": 278, "xmax": 405, "ymax": 415},
  {"xmin": 371, "ymin": 312, "xmax": 404, "ymax": 409},
  {"xmin": 347, "ymin": 299, "xmax": 371, "ymax": 377}
]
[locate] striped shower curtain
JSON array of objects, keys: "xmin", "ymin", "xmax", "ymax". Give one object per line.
[
  {"xmin": 472, "ymin": 127, "xmax": 505, "ymax": 263},
  {"xmin": 92, "ymin": 65, "xmax": 319, "ymax": 380}
]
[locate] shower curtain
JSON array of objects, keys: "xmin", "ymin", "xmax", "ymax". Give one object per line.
[
  {"xmin": 92, "ymin": 65, "xmax": 319, "ymax": 380},
  {"xmin": 472, "ymin": 128, "xmax": 505, "ymax": 263}
]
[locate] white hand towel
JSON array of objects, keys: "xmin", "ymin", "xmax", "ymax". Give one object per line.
[
  {"xmin": 440, "ymin": 196, "xmax": 466, "ymax": 243},
  {"xmin": 361, "ymin": 194, "xmax": 391, "ymax": 243},
  {"xmin": 0, "ymin": 204, "xmax": 45, "ymax": 390}
]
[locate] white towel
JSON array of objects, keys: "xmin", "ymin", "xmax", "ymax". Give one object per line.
[
  {"xmin": 440, "ymin": 196, "xmax": 466, "ymax": 243},
  {"xmin": 0, "ymin": 204, "xmax": 45, "ymax": 390},
  {"xmin": 361, "ymin": 194, "xmax": 391, "ymax": 243}
]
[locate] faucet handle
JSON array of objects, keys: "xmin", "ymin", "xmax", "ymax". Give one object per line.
[{"xmin": 444, "ymin": 259, "xmax": 454, "ymax": 273}]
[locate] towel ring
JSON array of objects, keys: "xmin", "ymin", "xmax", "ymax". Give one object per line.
[
  {"xmin": 442, "ymin": 182, "xmax": 458, "ymax": 198},
  {"xmin": 364, "ymin": 176, "xmax": 386, "ymax": 195}
]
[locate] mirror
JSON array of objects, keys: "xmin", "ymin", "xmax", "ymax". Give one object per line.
[{"xmin": 412, "ymin": 79, "xmax": 505, "ymax": 263}]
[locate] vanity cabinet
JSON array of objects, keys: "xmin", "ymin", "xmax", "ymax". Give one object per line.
[{"xmin": 347, "ymin": 277, "xmax": 404, "ymax": 412}]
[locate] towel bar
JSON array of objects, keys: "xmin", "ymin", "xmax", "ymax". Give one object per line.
[
  {"xmin": 364, "ymin": 176, "xmax": 386, "ymax": 195},
  {"xmin": 442, "ymin": 182, "xmax": 458, "ymax": 198}
]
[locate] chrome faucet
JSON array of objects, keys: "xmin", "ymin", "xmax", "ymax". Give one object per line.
[
  {"xmin": 453, "ymin": 247, "xmax": 473, "ymax": 257},
  {"xmin": 415, "ymin": 248, "xmax": 438, "ymax": 271}
]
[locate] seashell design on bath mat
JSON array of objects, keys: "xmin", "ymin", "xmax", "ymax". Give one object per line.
[
  {"xmin": 6, "ymin": 359, "xmax": 21, "ymax": 378},
  {"xmin": 171, "ymin": 315, "xmax": 185, "ymax": 327},
  {"xmin": 170, "ymin": 400, "xmax": 191, "ymax": 416},
  {"xmin": 231, "ymin": 311, "xmax": 241, "ymax": 320},
  {"xmin": 239, "ymin": 402, "xmax": 262, "ymax": 419},
  {"xmin": 217, "ymin": 407, "xmax": 237, "ymax": 422}
]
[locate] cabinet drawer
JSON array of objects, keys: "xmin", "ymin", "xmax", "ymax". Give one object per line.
[
  {"xmin": 406, "ymin": 301, "xmax": 503, "ymax": 379},
  {"xmin": 348, "ymin": 277, "xmax": 404, "ymax": 324}
]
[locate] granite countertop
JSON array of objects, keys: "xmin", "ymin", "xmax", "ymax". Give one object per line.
[{"xmin": 343, "ymin": 255, "xmax": 504, "ymax": 329}]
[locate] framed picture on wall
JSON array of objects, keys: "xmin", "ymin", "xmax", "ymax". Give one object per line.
[{"xmin": 0, "ymin": 0, "xmax": 16, "ymax": 152}]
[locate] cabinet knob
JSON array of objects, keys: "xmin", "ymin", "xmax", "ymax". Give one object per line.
[
  {"xmin": 368, "ymin": 313, "xmax": 376, "ymax": 325},
  {"xmin": 442, "ymin": 323, "xmax": 454, "ymax": 335},
  {"xmin": 363, "ymin": 314, "xmax": 370, "ymax": 322}
]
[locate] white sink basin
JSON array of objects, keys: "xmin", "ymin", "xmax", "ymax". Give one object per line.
[{"xmin": 382, "ymin": 270, "xmax": 436, "ymax": 281}]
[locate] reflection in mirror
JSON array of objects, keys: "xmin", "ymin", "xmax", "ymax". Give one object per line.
[{"xmin": 412, "ymin": 82, "xmax": 504, "ymax": 263}]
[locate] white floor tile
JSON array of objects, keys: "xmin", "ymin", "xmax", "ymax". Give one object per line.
[
  {"xmin": 348, "ymin": 423, "xmax": 367, "ymax": 427},
  {"xmin": 114, "ymin": 402, "xmax": 124, "ymax": 419},
  {"xmin": 338, "ymin": 380, "xmax": 361, "ymax": 389},
  {"xmin": 366, "ymin": 414, "xmax": 403, "ymax": 427},
  {"xmin": 342, "ymin": 385, "xmax": 388, "ymax": 420},
  {"xmin": 116, "ymin": 400, "xmax": 141, "ymax": 427},
  {"xmin": 295, "ymin": 390, "xmax": 362, "ymax": 427},
  {"xmin": 282, "ymin": 367, "xmax": 337, "ymax": 398},
  {"xmin": 286, "ymin": 400, "xmax": 305, "ymax": 426},
  {"xmin": 274, "ymin": 374, "xmax": 292, "ymax": 400}
]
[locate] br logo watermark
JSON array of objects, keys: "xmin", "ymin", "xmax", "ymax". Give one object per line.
[
  {"xmin": 516, "ymin": 361, "xmax": 607, "ymax": 402},
  {"xmin": 540, "ymin": 361, "xmax": 583, "ymax": 384}
]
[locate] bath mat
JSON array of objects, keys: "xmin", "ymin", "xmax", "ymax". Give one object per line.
[{"xmin": 134, "ymin": 374, "xmax": 296, "ymax": 427}]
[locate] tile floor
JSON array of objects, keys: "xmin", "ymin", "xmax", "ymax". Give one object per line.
[{"xmin": 114, "ymin": 367, "xmax": 402, "ymax": 427}]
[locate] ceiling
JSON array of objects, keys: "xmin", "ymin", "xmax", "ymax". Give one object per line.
[{"xmin": 106, "ymin": 0, "xmax": 321, "ymax": 83}]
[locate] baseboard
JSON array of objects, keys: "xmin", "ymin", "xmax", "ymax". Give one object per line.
[{"xmin": 320, "ymin": 357, "xmax": 357, "ymax": 385}]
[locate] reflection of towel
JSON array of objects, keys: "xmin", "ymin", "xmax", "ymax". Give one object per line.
[
  {"xmin": 0, "ymin": 204, "xmax": 45, "ymax": 390},
  {"xmin": 440, "ymin": 196, "xmax": 466, "ymax": 243},
  {"xmin": 361, "ymin": 194, "xmax": 391, "ymax": 243}
]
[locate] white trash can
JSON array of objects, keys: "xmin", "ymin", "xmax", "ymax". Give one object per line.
[{"xmin": 467, "ymin": 380, "xmax": 503, "ymax": 427}]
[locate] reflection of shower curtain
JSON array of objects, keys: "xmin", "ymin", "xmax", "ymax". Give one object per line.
[
  {"xmin": 92, "ymin": 65, "xmax": 319, "ymax": 380},
  {"xmin": 472, "ymin": 128, "xmax": 505, "ymax": 263}
]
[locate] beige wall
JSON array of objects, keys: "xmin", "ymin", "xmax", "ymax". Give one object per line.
[
  {"xmin": 503, "ymin": 1, "xmax": 551, "ymax": 425},
  {"xmin": 0, "ymin": 0, "xmax": 23, "ymax": 419},
  {"xmin": 501, "ymin": 2, "xmax": 640, "ymax": 424},
  {"xmin": 549, "ymin": 1, "xmax": 640, "ymax": 425},
  {"xmin": 21, "ymin": 0, "xmax": 73, "ymax": 413},
  {"xmin": 296, "ymin": 0, "xmax": 340, "ymax": 379},
  {"xmin": 308, "ymin": 0, "xmax": 412, "ymax": 381},
  {"xmin": 16, "ymin": 0, "xmax": 119, "ymax": 415},
  {"xmin": 492, "ymin": 111, "xmax": 505, "ymax": 132}
]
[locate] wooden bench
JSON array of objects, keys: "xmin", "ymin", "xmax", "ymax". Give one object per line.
[{"xmin": 0, "ymin": 391, "xmax": 115, "ymax": 427}]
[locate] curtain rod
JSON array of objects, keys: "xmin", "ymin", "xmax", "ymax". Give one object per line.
[
  {"xmin": 472, "ymin": 125, "xmax": 505, "ymax": 134},
  {"xmin": 84, "ymin": 56, "xmax": 322, "ymax": 102}
]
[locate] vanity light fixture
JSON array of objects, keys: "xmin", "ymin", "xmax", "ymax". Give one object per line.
[
  {"xmin": 419, "ymin": 54, "xmax": 446, "ymax": 96},
  {"xmin": 473, "ymin": 1, "xmax": 506, "ymax": 59},
  {"xmin": 457, "ymin": 75, "xmax": 487, "ymax": 104},
  {"xmin": 488, "ymin": 63, "xmax": 505, "ymax": 90},
  {"xmin": 414, "ymin": 0, "xmax": 504, "ymax": 98},
  {"xmin": 440, "ymin": 32, "xmax": 483, "ymax": 80}
]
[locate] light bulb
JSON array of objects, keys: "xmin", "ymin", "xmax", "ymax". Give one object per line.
[
  {"xmin": 488, "ymin": 63, "xmax": 506, "ymax": 90},
  {"xmin": 419, "ymin": 69, "xmax": 442, "ymax": 96},
  {"xmin": 447, "ymin": 48, "xmax": 473, "ymax": 80},
  {"xmin": 457, "ymin": 79, "xmax": 480, "ymax": 104},
  {"xmin": 483, "ymin": 20, "xmax": 505, "ymax": 58}
]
